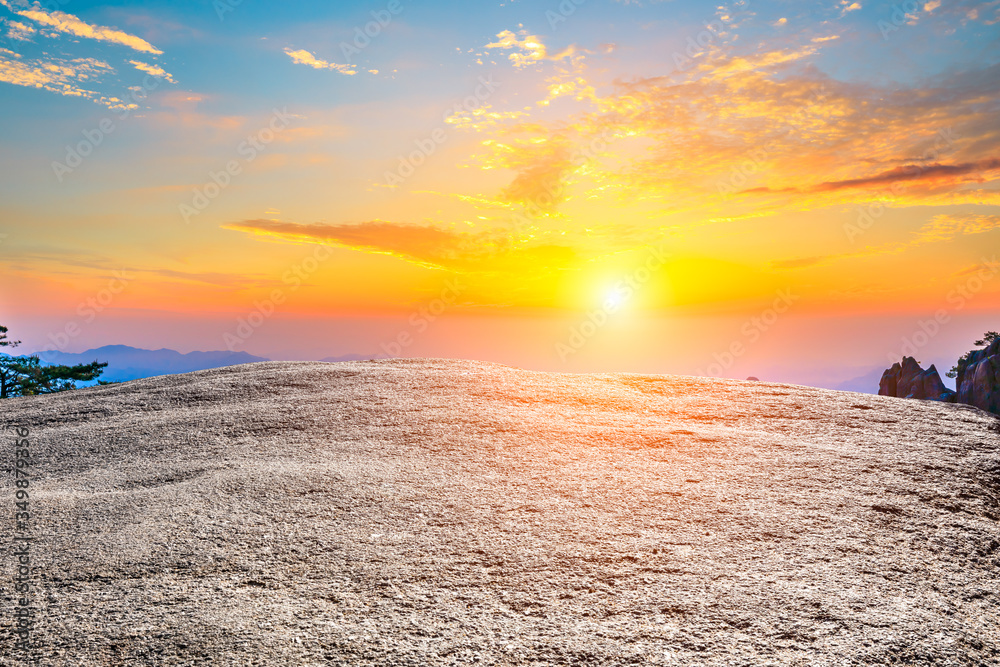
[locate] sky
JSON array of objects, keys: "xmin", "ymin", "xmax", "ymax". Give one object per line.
[{"xmin": 1, "ymin": 0, "xmax": 998, "ymax": 389}]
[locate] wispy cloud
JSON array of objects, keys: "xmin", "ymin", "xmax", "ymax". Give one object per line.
[
  {"xmin": 283, "ymin": 48, "xmax": 355, "ymax": 75},
  {"xmin": 485, "ymin": 30, "xmax": 547, "ymax": 68},
  {"xmin": 741, "ymin": 158, "xmax": 1000, "ymax": 196},
  {"xmin": 129, "ymin": 59, "xmax": 174, "ymax": 83},
  {"xmin": 483, "ymin": 30, "xmax": 579, "ymax": 69},
  {"xmin": 839, "ymin": 1, "xmax": 863, "ymax": 16},
  {"xmin": 0, "ymin": 51, "xmax": 131, "ymax": 109},
  {"xmin": 913, "ymin": 212, "xmax": 1000, "ymax": 241},
  {"xmin": 4, "ymin": 19, "xmax": 34, "ymax": 41},
  {"xmin": 474, "ymin": 43, "xmax": 999, "ymax": 222},
  {"xmin": 811, "ymin": 158, "xmax": 1000, "ymax": 191},
  {"xmin": 1, "ymin": 0, "xmax": 163, "ymax": 54},
  {"xmin": 772, "ymin": 213, "xmax": 1000, "ymax": 269},
  {"xmin": 224, "ymin": 219, "xmax": 580, "ymax": 274}
]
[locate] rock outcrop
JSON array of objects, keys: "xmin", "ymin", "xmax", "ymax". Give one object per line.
[
  {"xmin": 878, "ymin": 356, "xmax": 956, "ymax": 402},
  {"xmin": 956, "ymin": 338, "xmax": 1000, "ymax": 415},
  {"xmin": 879, "ymin": 341, "xmax": 1000, "ymax": 415},
  {"xmin": 3, "ymin": 360, "xmax": 1000, "ymax": 664}
]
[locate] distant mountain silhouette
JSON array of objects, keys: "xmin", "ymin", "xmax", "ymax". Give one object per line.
[
  {"xmin": 831, "ymin": 367, "xmax": 885, "ymax": 394},
  {"xmin": 35, "ymin": 345, "xmax": 269, "ymax": 382}
]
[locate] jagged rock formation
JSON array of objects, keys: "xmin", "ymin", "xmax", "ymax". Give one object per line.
[
  {"xmin": 957, "ymin": 338, "xmax": 1000, "ymax": 415},
  {"xmin": 878, "ymin": 356, "xmax": 955, "ymax": 403},
  {"xmin": 880, "ymin": 341, "xmax": 1000, "ymax": 416}
]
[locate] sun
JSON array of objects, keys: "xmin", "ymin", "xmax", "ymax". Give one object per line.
[{"xmin": 602, "ymin": 285, "xmax": 629, "ymax": 312}]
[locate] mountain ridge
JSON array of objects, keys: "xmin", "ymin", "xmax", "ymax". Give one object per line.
[{"xmin": 33, "ymin": 345, "xmax": 270, "ymax": 382}]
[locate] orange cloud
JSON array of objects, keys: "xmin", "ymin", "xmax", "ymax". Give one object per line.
[
  {"xmin": 913, "ymin": 213, "xmax": 1000, "ymax": 241},
  {"xmin": 223, "ymin": 219, "xmax": 580, "ymax": 274},
  {"xmin": 483, "ymin": 30, "xmax": 582, "ymax": 69},
  {"xmin": 484, "ymin": 30, "xmax": 548, "ymax": 68},
  {"xmin": 469, "ymin": 40, "xmax": 1000, "ymax": 227},
  {"xmin": 810, "ymin": 158, "xmax": 1000, "ymax": 192},
  {"xmin": 283, "ymin": 48, "xmax": 355, "ymax": 75},
  {"xmin": 2, "ymin": 1, "xmax": 162, "ymax": 54},
  {"xmin": 0, "ymin": 51, "xmax": 131, "ymax": 109},
  {"xmin": 128, "ymin": 59, "xmax": 175, "ymax": 84},
  {"xmin": 771, "ymin": 213, "xmax": 1000, "ymax": 270},
  {"xmin": 5, "ymin": 19, "xmax": 35, "ymax": 41}
]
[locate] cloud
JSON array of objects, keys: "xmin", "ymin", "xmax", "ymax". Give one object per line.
[
  {"xmin": 744, "ymin": 158, "xmax": 1000, "ymax": 196},
  {"xmin": 772, "ymin": 214, "xmax": 1000, "ymax": 270},
  {"xmin": 484, "ymin": 30, "xmax": 547, "ymax": 68},
  {"xmin": 224, "ymin": 219, "xmax": 579, "ymax": 273},
  {"xmin": 770, "ymin": 256, "xmax": 828, "ymax": 269},
  {"xmin": 924, "ymin": 0, "xmax": 1000, "ymax": 25},
  {"xmin": 810, "ymin": 158, "xmax": 1000, "ymax": 192},
  {"xmin": 128, "ymin": 59, "xmax": 174, "ymax": 84},
  {"xmin": 283, "ymin": 48, "xmax": 355, "ymax": 75},
  {"xmin": 4, "ymin": 19, "xmax": 35, "ymax": 41},
  {"xmin": 913, "ymin": 213, "xmax": 1000, "ymax": 242},
  {"xmin": 706, "ymin": 45, "xmax": 817, "ymax": 79},
  {"xmin": 484, "ymin": 30, "xmax": 580, "ymax": 69},
  {"xmin": 430, "ymin": 30, "xmax": 1000, "ymax": 289},
  {"xmin": 546, "ymin": 51, "xmax": 1000, "ymax": 219},
  {"xmin": 144, "ymin": 268, "xmax": 273, "ymax": 288},
  {"xmin": 485, "ymin": 134, "xmax": 584, "ymax": 212},
  {"xmin": 1, "ymin": 1, "xmax": 162, "ymax": 54},
  {"xmin": 0, "ymin": 50, "xmax": 132, "ymax": 109}
]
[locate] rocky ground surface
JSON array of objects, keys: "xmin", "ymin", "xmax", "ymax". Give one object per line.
[{"xmin": 1, "ymin": 359, "xmax": 999, "ymax": 666}]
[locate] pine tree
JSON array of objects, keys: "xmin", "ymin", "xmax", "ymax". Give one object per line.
[
  {"xmin": 0, "ymin": 325, "xmax": 107, "ymax": 398},
  {"xmin": 945, "ymin": 331, "xmax": 999, "ymax": 379}
]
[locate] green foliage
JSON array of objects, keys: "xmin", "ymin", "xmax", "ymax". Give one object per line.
[
  {"xmin": 0, "ymin": 325, "xmax": 108, "ymax": 398},
  {"xmin": 946, "ymin": 331, "xmax": 999, "ymax": 379},
  {"xmin": 974, "ymin": 331, "xmax": 999, "ymax": 347},
  {"xmin": 0, "ymin": 325, "xmax": 19, "ymax": 350}
]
